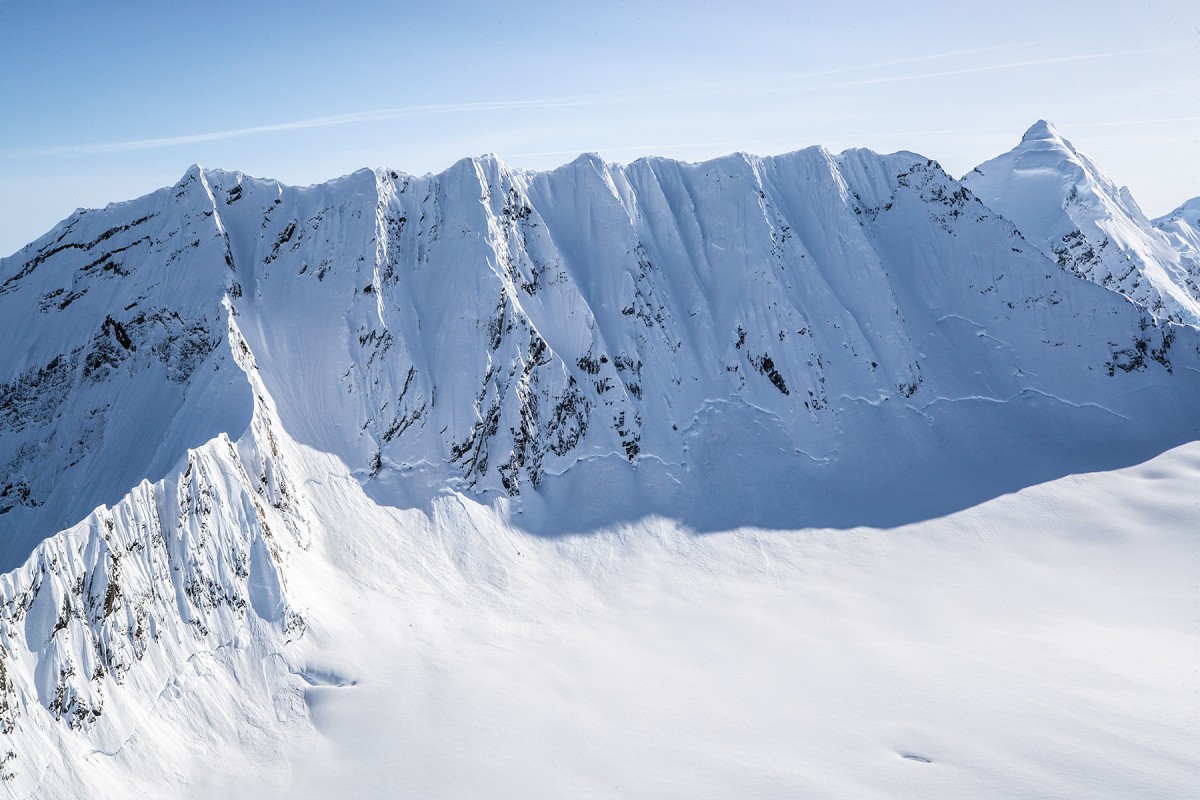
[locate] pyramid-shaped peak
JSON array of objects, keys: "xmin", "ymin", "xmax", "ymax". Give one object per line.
[{"xmin": 1021, "ymin": 119, "xmax": 1064, "ymax": 143}]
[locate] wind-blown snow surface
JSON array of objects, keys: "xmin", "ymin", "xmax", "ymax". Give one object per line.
[
  {"xmin": 7, "ymin": 435, "xmax": 1200, "ymax": 799},
  {"xmin": 0, "ymin": 130, "xmax": 1198, "ymax": 797}
]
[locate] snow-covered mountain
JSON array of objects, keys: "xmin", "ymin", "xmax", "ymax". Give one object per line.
[
  {"xmin": 963, "ymin": 120, "xmax": 1200, "ymax": 322},
  {"xmin": 1, "ymin": 127, "xmax": 1198, "ymax": 797}
]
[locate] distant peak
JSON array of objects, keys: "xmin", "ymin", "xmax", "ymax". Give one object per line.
[
  {"xmin": 1155, "ymin": 195, "xmax": 1200, "ymax": 226},
  {"xmin": 570, "ymin": 152, "xmax": 605, "ymax": 167},
  {"xmin": 1176, "ymin": 196, "xmax": 1200, "ymax": 215},
  {"xmin": 1021, "ymin": 120, "xmax": 1062, "ymax": 143}
]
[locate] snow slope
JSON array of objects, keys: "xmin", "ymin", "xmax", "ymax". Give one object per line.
[
  {"xmin": 5, "ymin": 413, "xmax": 1198, "ymax": 799},
  {"xmin": 0, "ymin": 126, "xmax": 1198, "ymax": 797},
  {"xmin": 220, "ymin": 441, "xmax": 1200, "ymax": 800},
  {"xmin": 963, "ymin": 120, "xmax": 1200, "ymax": 322}
]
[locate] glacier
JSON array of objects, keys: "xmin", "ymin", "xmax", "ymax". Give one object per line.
[{"xmin": 0, "ymin": 123, "xmax": 1198, "ymax": 798}]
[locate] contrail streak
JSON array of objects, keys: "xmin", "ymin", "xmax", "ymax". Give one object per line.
[{"xmin": 0, "ymin": 95, "xmax": 617, "ymax": 159}]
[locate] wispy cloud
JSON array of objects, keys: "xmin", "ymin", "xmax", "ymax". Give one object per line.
[{"xmin": 0, "ymin": 95, "xmax": 620, "ymax": 159}]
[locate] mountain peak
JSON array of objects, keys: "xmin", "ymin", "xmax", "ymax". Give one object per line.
[
  {"xmin": 1021, "ymin": 119, "xmax": 1063, "ymax": 143},
  {"xmin": 180, "ymin": 163, "xmax": 207, "ymax": 183},
  {"xmin": 966, "ymin": 123, "xmax": 1200, "ymax": 323}
]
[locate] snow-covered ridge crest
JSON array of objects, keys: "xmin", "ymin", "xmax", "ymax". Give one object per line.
[{"xmin": 3, "ymin": 136, "xmax": 1200, "ymax": 554}]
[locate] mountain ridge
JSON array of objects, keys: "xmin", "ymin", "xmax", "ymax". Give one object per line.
[{"xmin": 3, "ymin": 136, "xmax": 1198, "ymax": 558}]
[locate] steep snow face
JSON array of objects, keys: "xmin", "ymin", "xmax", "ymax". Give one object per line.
[
  {"xmin": 4, "ymin": 148, "xmax": 1200, "ymax": 564},
  {"xmin": 964, "ymin": 121, "xmax": 1200, "ymax": 322},
  {"xmin": 189, "ymin": 149, "xmax": 1200, "ymax": 528}
]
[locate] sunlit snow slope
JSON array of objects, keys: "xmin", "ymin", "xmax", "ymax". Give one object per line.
[{"xmin": 0, "ymin": 125, "xmax": 1198, "ymax": 798}]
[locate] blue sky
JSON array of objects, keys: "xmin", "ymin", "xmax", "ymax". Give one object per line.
[{"xmin": 2, "ymin": 0, "xmax": 1198, "ymax": 256}]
